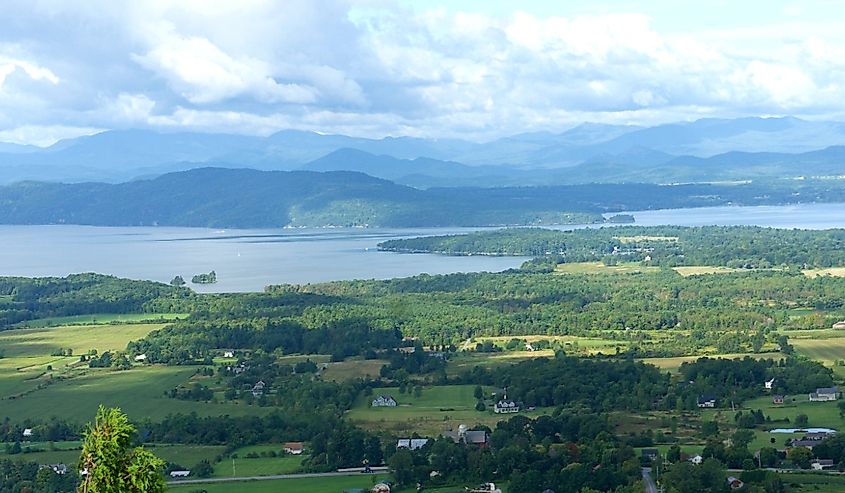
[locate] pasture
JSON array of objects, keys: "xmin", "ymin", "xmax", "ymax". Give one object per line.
[
  {"xmin": 639, "ymin": 353, "xmax": 775, "ymax": 372},
  {"xmin": 0, "ymin": 442, "xmax": 227, "ymax": 471},
  {"xmin": 0, "ymin": 322, "xmax": 165, "ymax": 358},
  {"xmin": 803, "ymin": 267, "xmax": 845, "ymax": 278},
  {"xmin": 0, "ymin": 364, "xmax": 264, "ymax": 422},
  {"xmin": 168, "ymin": 474, "xmax": 392, "ymax": 493},
  {"xmin": 792, "ymin": 337, "xmax": 845, "ymax": 366},
  {"xmin": 672, "ymin": 266, "xmax": 745, "ymax": 276},
  {"xmin": 213, "ymin": 444, "xmax": 303, "ymax": 477},
  {"xmin": 348, "ymin": 384, "xmax": 537, "ymax": 435},
  {"xmin": 554, "ymin": 261, "xmax": 659, "ymax": 275},
  {"xmin": 322, "ymin": 358, "xmax": 387, "ymax": 381},
  {"xmin": 13, "ymin": 312, "xmax": 186, "ymax": 328}
]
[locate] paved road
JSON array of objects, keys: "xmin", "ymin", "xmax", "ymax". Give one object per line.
[
  {"xmin": 167, "ymin": 470, "xmax": 381, "ymax": 486},
  {"xmin": 642, "ymin": 467, "xmax": 658, "ymax": 493}
]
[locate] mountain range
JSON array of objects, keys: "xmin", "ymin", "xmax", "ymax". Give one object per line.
[
  {"xmin": 1, "ymin": 167, "xmax": 844, "ymax": 229},
  {"xmin": 1, "ymin": 117, "xmax": 845, "ymax": 186}
]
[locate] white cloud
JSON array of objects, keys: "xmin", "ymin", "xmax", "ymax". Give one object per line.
[
  {"xmin": 134, "ymin": 34, "xmax": 318, "ymax": 104},
  {"xmin": 0, "ymin": 125, "xmax": 101, "ymax": 147},
  {"xmin": 2, "ymin": 1, "xmax": 845, "ymax": 144}
]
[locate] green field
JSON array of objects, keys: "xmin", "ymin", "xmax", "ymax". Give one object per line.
[
  {"xmin": 554, "ymin": 261, "xmax": 659, "ymax": 275},
  {"xmin": 639, "ymin": 353, "xmax": 772, "ymax": 372},
  {"xmin": 803, "ymin": 267, "xmax": 845, "ymax": 278},
  {"xmin": 348, "ymin": 384, "xmax": 550, "ymax": 436},
  {"xmin": 0, "ymin": 364, "xmax": 266, "ymax": 422},
  {"xmin": 214, "ymin": 445, "xmax": 303, "ymax": 477},
  {"xmin": 14, "ymin": 313, "xmax": 187, "ymax": 328},
  {"xmin": 0, "ymin": 322, "xmax": 269, "ymax": 422},
  {"xmin": 322, "ymin": 359, "xmax": 387, "ymax": 381},
  {"xmin": 672, "ymin": 266, "xmax": 745, "ymax": 276},
  {"xmin": 168, "ymin": 474, "xmax": 392, "ymax": 493},
  {"xmin": 0, "ymin": 443, "xmax": 228, "ymax": 471},
  {"xmin": 792, "ymin": 337, "xmax": 845, "ymax": 365},
  {"xmin": 0, "ymin": 322, "xmax": 166, "ymax": 358}
]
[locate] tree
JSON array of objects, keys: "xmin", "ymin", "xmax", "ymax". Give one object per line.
[
  {"xmin": 666, "ymin": 444, "xmax": 681, "ymax": 463},
  {"xmin": 78, "ymin": 406, "xmax": 166, "ymax": 493},
  {"xmin": 731, "ymin": 429, "xmax": 755, "ymax": 449},
  {"xmin": 787, "ymin": 446, "xmax": 812, "ymax": 469},
  {"xmin": 387, "ymin": 448, "xmax": 414, "ymax": 486},
  {"xmin": 192, "ymin": 459, "xmax": 214, "ymax": 478},
  {"xmin": 474, "ymin": 385, "xmax": 484, "ymax": 400},
  {"xmin": 795, "ymin": 414, "xmax": 809, "ymax": 427},
  {"xmin": 759, "ymin": 447, "xmax": 779, "ymax": 468},
  {"xmin": 170, "ymin": 276, "xmax": 186, "ymax": 287}
]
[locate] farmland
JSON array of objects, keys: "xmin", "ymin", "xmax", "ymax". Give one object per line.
[{"xmin": 0, "ymin": 321, "xmax": 262, "ymax": 422}]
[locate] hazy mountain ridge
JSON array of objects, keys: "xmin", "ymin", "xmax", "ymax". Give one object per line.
[
  {"xmin": 1, "ymin": 167, "xmax": 845, "ymax": 229},
  {"xmin": 0, "ymin": 117, "xmax": 844, "ymax": 186}
]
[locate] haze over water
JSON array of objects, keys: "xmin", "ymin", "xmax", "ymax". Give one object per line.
[{"xmin": 2, "ymin": 202, "xmax": 845, "ymax": 292}]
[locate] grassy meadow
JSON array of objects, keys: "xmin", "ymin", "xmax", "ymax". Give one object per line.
[{"xmin": 0, "ymin": 321, "xmax": 267, "ymax": 422}]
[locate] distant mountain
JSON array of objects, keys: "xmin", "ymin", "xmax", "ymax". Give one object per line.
[
  {"xmin": 1, "ymin": 116, "xmax": 845, "ymax": 185},
  {"xmin": 1, "ymin": 167, "xmax": 844, "ymax": 228},
  {"xmin": 302, "ymin": 148, "xmax": 538, "ymax": 188},
  {"xmin": 0, "ymin": 142, "xmax": 39, "ymax": 154},
  {"xmin": 563, "ymin": 145, "xmax": 845, "ymax": 184}
]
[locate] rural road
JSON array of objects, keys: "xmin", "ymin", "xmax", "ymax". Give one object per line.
[
  {"xmin": 167, "ymin": 470, "xmax": 381, "ymax": 485},
  {"xmin": 642, "ymin": 467, "xmax": 658, "ymax": 493}
]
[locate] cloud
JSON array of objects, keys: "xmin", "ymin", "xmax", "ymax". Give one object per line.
[
  {"xmin": 133, "ymin": 34, "xmax": 318, "ymax": 104},
  {"xmin": 1, "ymin": 1, "xmax": 845, "ymax": 144}
]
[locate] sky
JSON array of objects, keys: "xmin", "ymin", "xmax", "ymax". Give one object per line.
[{"xmin": 1, "ymin": 0, "xmax": 845, "ymax": 145}]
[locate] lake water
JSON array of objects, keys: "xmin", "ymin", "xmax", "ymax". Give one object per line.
[{"xmin": 2, "ymin": 202, "xmax": 845, "ymax": 292}]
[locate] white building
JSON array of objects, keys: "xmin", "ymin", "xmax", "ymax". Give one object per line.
[
  {"xmin": 810, "ymin": 387, "xmax": 839, "ymax": 402},
  {"xmin": 493, "ymin": 399, "xmax": 520, "ymax": 414},
  {"xmin": 372, "ymin": 395, "xmax": 397, "ymax": 407},
  {"xmin": 170, "ymin": 470, "xmax": 191, "ymax": 478}
]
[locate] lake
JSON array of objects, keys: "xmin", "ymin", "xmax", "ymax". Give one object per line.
[{"xmin": 2, "ymin": 202, "xmax": 845, "ymax": 292}]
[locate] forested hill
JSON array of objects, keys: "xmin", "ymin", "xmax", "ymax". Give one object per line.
[
  {"xmin": 378, "ymin": 225, "xmax": 845, "ymax": 269},
  {"xmin": 2, "ymin": 168, "xmax": 845, "ymax": 228}
]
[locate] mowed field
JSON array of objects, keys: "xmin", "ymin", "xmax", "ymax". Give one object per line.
[
  {"xmin": 321, "ymin": 358, "xmax": 387, "ymax": 381},
  {"xmin": 554, "ymin": 261, "xmax": 659, "ymax": 275},
  {"xmin": 803, "ymin": 267, "xmax": 845, "ymax": 278},
  {"xmin": 0, "ymin": 322, "xmax": 266, "ymax": 422},
  {"xmin": 14, "ymin": 313, "xmax": 186, "ymax": 328},
  {"xmin": 639, "ymin": 353, "xmax": 777, "ymax": 372},
  {"xmin": 348, "ymin": 384, "xmax": 550, "ymax": 436},
  {"xmin": 792, "ymin": 337, "xmax": 845, "ymax": 366},
  {"xmin": 168, "ymin": 475, "xmax": 394, "ymax": 493}
]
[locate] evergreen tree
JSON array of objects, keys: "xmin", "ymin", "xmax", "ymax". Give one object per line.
[{"xmin": 78, "ymin": 406, "xmax": 166, "ymax": 493}]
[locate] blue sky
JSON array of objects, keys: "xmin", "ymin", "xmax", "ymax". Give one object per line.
[{"xmin": 1, "ymin": 0, "xmax": 844, "ymax": 145}]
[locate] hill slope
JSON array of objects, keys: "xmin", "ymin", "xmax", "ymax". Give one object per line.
[{"xmin": 2, "ymin": 168, "xmax": 845, "ymax": 228}]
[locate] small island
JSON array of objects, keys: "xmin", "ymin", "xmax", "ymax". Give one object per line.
[
  {"xmin": 605, "ymin": 214, "xmax": 635, "ymax": 224},
  {"xmin": 191, "ymin": 271, "xmax": 217, "ymax": 284}
]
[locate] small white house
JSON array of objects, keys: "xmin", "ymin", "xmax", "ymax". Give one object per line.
[
  {"xmin": 765, "ymin": 378, "xmax": 775, "ymax": 390},
  {"xmin": 689, "ymin": 454, "xmax": 703, "ymax": 465},
  {"xmin": 697, "ymin": 395, "xmax": 717, "ymax": 408},
  {"xmin": 397, "ymin": 438, "xmax": 430, "ymax": 450},
  {"xmin": 283, "ymin": 442, "xmax": 304, "ymax": 455},
  {"xmin": 223, "ymin": 350, "xmax": 235, "ymax": 358},
  {"xmin": 22, "ymin": 428, "xmax": 33, "ymax": 438},
  {"xmin": 170, "ymin": 470, "xmax": 191, "ymax": 478},
  {"xmin": 372, "ymin": 395, "xmax": 397, "ymax": 407},
  {"xmin": 50, "ymin": 464, "xmax": 68, "ymax": 475},
  {"xmin": 134, "ymin": 354, "xmax": 147, "ymax": 362},
  {"xmin": 812, "ymin": 459, "xmax": 835, "ymax": 470},
  {"xmin": 493, "ymin": 399, "xmax": 520, "ymax": 414},
  {"xmin": 810, "ymin": 387, "xmax": 840, "ymax": 402},
  {"xmin": 251, "ymin": 380, "xmax": 266, "ymax": 397}
]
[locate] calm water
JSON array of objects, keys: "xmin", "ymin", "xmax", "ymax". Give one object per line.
[{"xmin": 2, "ymin": 202, "xmax": 845, "ymax": 292}]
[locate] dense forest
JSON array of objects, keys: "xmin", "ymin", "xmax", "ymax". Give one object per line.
[
  {"xmin": 379, "ymin": 225, "xmax": 845, "ymax": 268},
  {"xmin": 0, "ymin": 273, "xmax": 190, "ymax": 327},
  {"xmin": 2, "ymin": 168, "xmax": 845, "ymax": 227}
]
